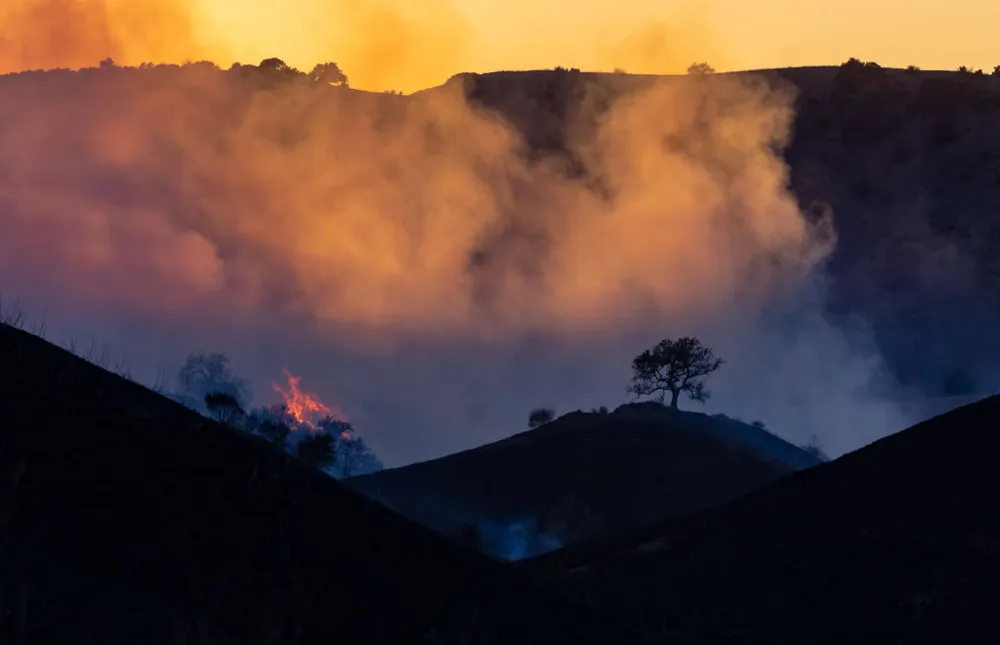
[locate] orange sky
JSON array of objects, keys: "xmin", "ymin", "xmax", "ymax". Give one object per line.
[
  {"xmin": 2, "ymin": 0, "xmax": 999, "ymax": 92},
  {"xmin": 195, "ymin": 0, "xmax": 1000, "ymax": 91}
]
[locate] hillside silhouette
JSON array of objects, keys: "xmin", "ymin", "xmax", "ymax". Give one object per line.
[
  {"xmin": 347, "ymin": 402, "xmax": 821, "ymax": 558},
  {"xmin": 0, "ymin": 322, "xmax": 630, "ymax": 645},
  {"xmin": 524, "ymin": 395, "xmax": 1000, "ymax": 644},
  {"xmin": 449, "ymin": 63, "xmax": 1000, "ymax": 397}
]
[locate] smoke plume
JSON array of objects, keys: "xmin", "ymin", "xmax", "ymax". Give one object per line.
[{"xmin": 0, "ymin": 4, "xmax": 919, "ymax": 465}]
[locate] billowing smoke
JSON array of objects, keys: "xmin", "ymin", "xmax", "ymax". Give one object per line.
[{"xmin": 0, "ymin": 4, "xmax": 920, "ymax": 465}]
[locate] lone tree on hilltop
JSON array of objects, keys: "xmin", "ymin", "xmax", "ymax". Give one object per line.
[
  {"xmin": 627, "ymin": 336, "xmax": 723, "ymax": 410},
  {"xmin": 687, "ymin": 62, "xmax": 715, "ymax": 75}
]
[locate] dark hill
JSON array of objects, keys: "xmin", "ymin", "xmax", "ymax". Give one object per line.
[
  {"xmin": 0, "ymin": 322, "xmax": 630, "ymax": 645},
  {"xmin": 452, "ymin": 65, "xmax": 1000, "ymax": 396},
  {"xmin": 346, "ymin": 402, "xmax": 820, "ymax": 558},
  {"xmin": 523, "ymin": 395, "xmax": 1000, "ymax": 644}
]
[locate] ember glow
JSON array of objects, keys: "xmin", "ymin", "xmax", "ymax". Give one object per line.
[{"xmin": 272, "ymin": 369, "xmax": 345, "ymax": 428}]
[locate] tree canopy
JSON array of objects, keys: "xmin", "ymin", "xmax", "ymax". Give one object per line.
[
  {"xmin": 627, "ymin": 336, "xmax": 723, "ymax": 410},
  {"xmin": 310, "ymin": 62, "xmax": 349, "ymax": 87}
]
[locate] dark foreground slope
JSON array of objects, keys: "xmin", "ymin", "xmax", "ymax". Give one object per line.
[
  {"xmin": 524, "ymin": 396, "xmax": 1000, "ymax": 644},
  {"xmin": 0, "ymin": 323, "xmax": 629, "ymax": 645},
  {"xmin": 347, "ymin": 403, "xmax": 820, "ymax": 556}
]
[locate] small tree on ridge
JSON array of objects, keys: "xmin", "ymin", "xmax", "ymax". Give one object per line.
[
  {"xmin": 687, "ymin": 62, "xmax": 715, "ymax": 75},
  {"xmin": 627, "ymin": 336, "xmax": 723, "ymax": 410}
]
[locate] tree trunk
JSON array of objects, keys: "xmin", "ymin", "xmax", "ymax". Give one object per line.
[{"xmin": 670, "ymin": 390, "xmax": 680, "ymax": 410}]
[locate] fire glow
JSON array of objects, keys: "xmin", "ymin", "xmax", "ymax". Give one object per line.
[{"xmin": 272, "ymin": 369, "xmax": 346, "ymax": 429}]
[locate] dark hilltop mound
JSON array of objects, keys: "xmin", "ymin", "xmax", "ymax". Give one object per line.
[
  {"xmin": 523, "ymin": 395, "xmax": 1000, "ymax": 644},
  {"xmin": 0, "ymin": 322, "xmax": 629, "ymax": 645},
  {"xmin": 347, "ymin": 402, "xmax": 821, "ymax": 558}
]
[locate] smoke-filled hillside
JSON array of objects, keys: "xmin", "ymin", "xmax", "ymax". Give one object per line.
[
  {"xmin": 457, "ymin": 63, "xmax": 1000, "ymax": 396},
  {"xmin": 0, "ymin": 60, "xmax": 996, "ymax": 466}
]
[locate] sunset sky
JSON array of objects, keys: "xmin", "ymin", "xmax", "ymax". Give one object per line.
[
  {"xmin": 0, "ymin": 0, "xmax": 994, "ymax": 465},
  {"xmin": 2, "ymin": 1, "xmax": 998, "ymax": 92},
  {"xmin": 193, "ymin": 0, "xmax": 1000, "ymax": 90}
]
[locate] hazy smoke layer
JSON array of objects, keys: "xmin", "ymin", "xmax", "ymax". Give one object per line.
[{"xmin": 0, "ymin": 60, "xmax": 916, "ymax": 464}]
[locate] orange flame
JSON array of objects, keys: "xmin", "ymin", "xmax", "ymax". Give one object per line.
[{"xmin": 271, "ymin": 368, "xmax": 346, "ymax": 428}]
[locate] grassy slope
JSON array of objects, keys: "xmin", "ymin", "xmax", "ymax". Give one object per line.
[
  {"xmin": 523, "ymin": 395, "xmax": 1000, "ymax": 644},
  {"xmin": 347, "ymin": 402, "xmax": 819, "ymax": 549},
  {"xmin": 0, "ymin": 322, "xmax": 631, "ymax": 645}
]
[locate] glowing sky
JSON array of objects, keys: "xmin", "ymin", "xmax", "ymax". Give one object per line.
[
  {"xmin": 2, "ymin": 1, "xmax": 997, "ymax": 93},
  {"xmin": 191, "ymin": 0, "xmax": 1000, "ymax": 91}
]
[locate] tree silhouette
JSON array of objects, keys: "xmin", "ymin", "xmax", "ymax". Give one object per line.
[
  {"xmin": 686, "ymin": 62, "xmax": 715, "ymax": 75},
  {"xmin": 310, "ymin": 62, "xmax": 348, "ymax": 87},
  {"xmin": 259, "ymin": 58, "xmax": 292, "ymax": 73},
  {"xmin": 297, "ymin": 431, "xmax": 336, "ymax": 470},
  {"xmin": 174, "ymin": 352, "xmax": 251, "ymax": 413},
  {"xmin": 316, "ymin": 416, "xmax": 382, "ymax": 478},
  {"xmin": 627, "ymin": 337, "xmax": 723, "ymax": 410},
  {"xmin": 528, "ymin": 408, "xmax": 555, "ymax": 428}
]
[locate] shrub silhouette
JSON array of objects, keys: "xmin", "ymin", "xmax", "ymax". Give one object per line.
[
  {"xmin": 204, "ymin": 391, "xmax": 243, "ymax": 425},
  {"xmin": 835, "ymin": 58, "xmax": 886, "ymax": 92},
  {"xmin": 687, "ymin": 62, "xmax": 715, "ymax": 75},
  {"xmin": 528, "ymin": 408, "xmax": 555, "ymax": 428}
]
